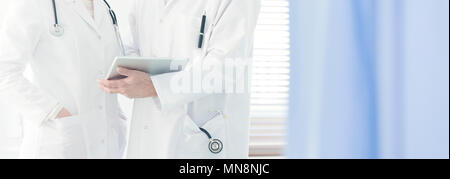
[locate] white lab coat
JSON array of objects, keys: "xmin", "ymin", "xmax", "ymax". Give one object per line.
[
  {"xmin": 125, "ymin": 0, "xmax": 260, "ymax": 159},
  {"xmin": 0, "ymin": 0, "xmax": 126, "ymax": 159}
]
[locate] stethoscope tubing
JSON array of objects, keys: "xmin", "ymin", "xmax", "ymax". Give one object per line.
[
  {"xmin": 52, "ymin": 0, "xmax": 59, "ymax": 25},
  {"xmin": 50, "ymin": 0, "xmax": 126, "ymax": 55},
  {"xmin": 113, "ymin": 25, "xmax": 126, "ymax": 56}
]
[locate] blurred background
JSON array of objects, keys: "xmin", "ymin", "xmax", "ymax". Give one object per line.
[{"xmin": 0, "ymin": 0, "xmax": 448, "ymax": 159}]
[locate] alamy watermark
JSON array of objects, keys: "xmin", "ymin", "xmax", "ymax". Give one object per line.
[{"xmin": 168, "ymin": 57, "xmax": 251, "ymax": 94}]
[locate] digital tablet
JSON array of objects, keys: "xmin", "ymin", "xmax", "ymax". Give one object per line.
[{"xmin": 106, "ymin": 56, "xmax": 188, "ymax": 80}]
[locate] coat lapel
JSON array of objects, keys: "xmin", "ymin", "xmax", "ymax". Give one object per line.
[
  {"xmin": 94, "ymin": 0, "xmax": 108, "ymax": 29},
  {"xmin": 65, "ymin": 0, "xmax": 101, "ymax": 36},
  {"xmin": 160, "ymin": 0, "xmax": 177, "ymax": 19}
]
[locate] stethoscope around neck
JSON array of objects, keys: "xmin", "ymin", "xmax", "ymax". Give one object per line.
[{"xmin": 50, "ymin": 0, "xmax": 126, "ymax": 55}]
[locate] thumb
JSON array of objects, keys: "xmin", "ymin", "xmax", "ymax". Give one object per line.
[{"xmin": 117, "ymin": 67, "xmax": 133, "ymax": 76}]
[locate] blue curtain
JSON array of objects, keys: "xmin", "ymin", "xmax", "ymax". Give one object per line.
[{"xmin": 287, "ymin": 0, "xmax": 449, "ymax": 159}]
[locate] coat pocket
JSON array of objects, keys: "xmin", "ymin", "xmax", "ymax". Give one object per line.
[
  {"xmin": 175, "ymin": 113, "xmax": 227, "ymax": 159},
  {"xmin": 37, "ymin": 115, "xmax": 87, "ymax": 159}
]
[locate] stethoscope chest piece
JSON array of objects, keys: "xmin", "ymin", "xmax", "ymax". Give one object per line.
[
  {"xmin": 200, "ymin": 127, "xmax": 224, "ymax": 154},
  {"xmin": 209, "ymin": 138, "xmax": 223, "ymax": 154},
  {"xmin": 50, "ymin": 24, "xmax": 64, "ymax": 37}
]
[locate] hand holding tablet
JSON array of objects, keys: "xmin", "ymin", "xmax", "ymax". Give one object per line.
[
  {"xmin": 98, "ymin": 56, "xmax": 188, "ymax": 98},
  {"xmin": 106, "ymin": 56, "xmax": 188, "ymax": 80}
]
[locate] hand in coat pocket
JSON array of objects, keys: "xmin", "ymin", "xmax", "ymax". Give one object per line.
[
  {"xmin": 38, "ymin": 115, "xmax": 87, "ymax": 159},
  {"xmin": 56, "ymin": 108, "xmax": 72, "ymax": 119}
]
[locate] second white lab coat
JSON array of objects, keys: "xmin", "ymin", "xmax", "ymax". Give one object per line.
[
  {"xmin": 125, "ymin": 0, "xmax": 260, "ymax": 159},
  {"xmin": 0, "ymin": 0, "xmax": 126, "ymax": 159}
]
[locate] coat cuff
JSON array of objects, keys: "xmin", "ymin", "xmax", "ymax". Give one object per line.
[
  {"xmin": 34, "ymin": 98, "xmax": 60, "ymax": 125},
  {"xmin": 45, "ymin": 103, "xmax": 64, "ymax": 122},
  {"xmin": 151, "ymin": 73, "xmax": 177, "ymax": 113}
]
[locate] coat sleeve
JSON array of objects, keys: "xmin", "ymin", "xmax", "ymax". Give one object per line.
[
  {"xmin": 151, "ymin": 0, "xmax": 261, "ymax": 113},
  {"xmin": 0, "ymin": 0, "xmax": 60, "ymax": 124}
]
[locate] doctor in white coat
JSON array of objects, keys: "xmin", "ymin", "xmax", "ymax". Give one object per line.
[
  {"xmin": 0, "ymin": 0, "xmax": 127, "ymax": 159},
  {"xmin": 99, "ymin": 0, "xmax": 260, "ymax": 158}
]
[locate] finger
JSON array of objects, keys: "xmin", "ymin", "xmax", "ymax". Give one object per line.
[
  {"xmin": 98, "ymin": 79, "xmax": 127, "ymax": 88},
  {"xmin": 98, "ymin": 79, "xmax": 112, "ymax": 88},
  {"xmin": 98, "ymin": 84, "xmax": 111, "ymax": 92},
  {"xmin": 117, "ymin": 67, "xmax": 136, "ymax": 77},
  {"xmin": 123, "ymin": 77, "xmax": 135, "ymax": 84},
  {"xmin": 97, "ymin": 79, "xmax": 108, "ymax": 84},
  {"xmin": 98, "ymin": 85, "xmax": 110, "ymax": 93},
  {"xmin": 98, "ymin": 83, "xmax": 119, "ymax": 91},
  {"xmin": 99, "ymin": 85, "xmax": 123, "ymax": 94}
]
